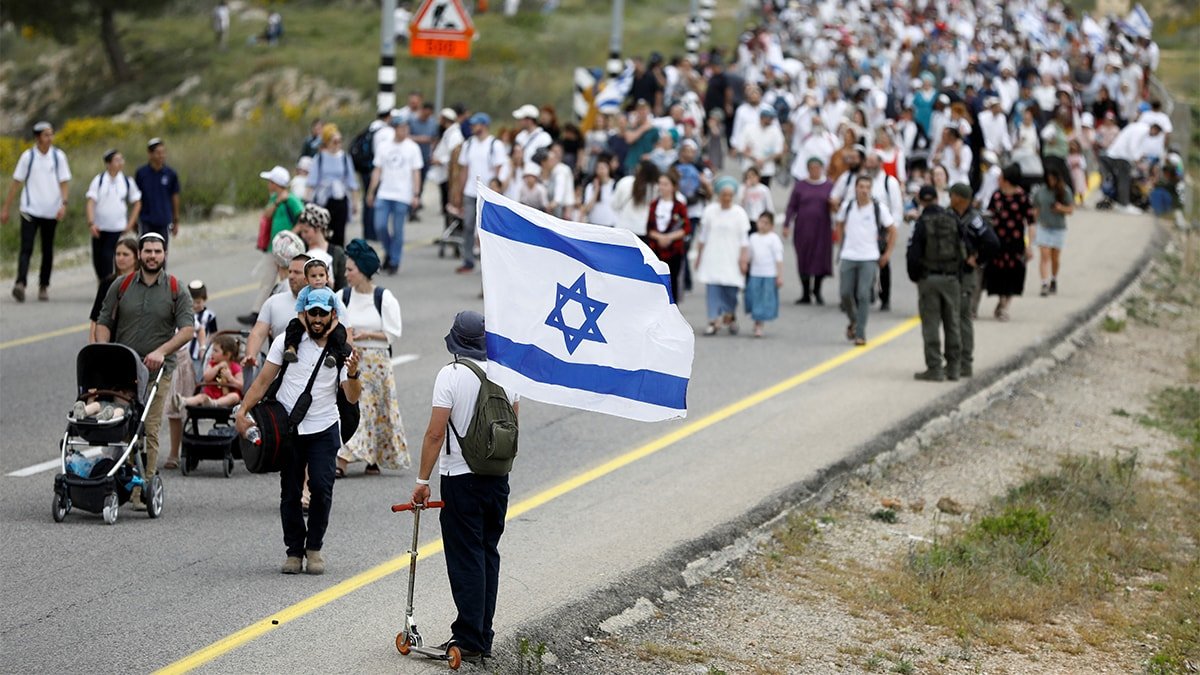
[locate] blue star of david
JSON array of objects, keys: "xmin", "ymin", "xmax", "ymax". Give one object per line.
[{"xmin": 545, "ymin": 273, "xmax": 608, "ymax": 355}]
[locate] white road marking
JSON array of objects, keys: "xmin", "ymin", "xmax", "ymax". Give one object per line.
[
  {"xmin": 7, "ymin": 447, "xmax": 101, "ymax": 478},
  {"xmin": 390, "ymin": 353, "xmax": 419, "ymax": 367},
  {"xmin": 8, "ymin": 355, "xmax": 420, "ymax": 478}
]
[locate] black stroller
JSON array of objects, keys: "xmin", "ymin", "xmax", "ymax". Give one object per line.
[
  {"xmin": 179, "ymin": 330, "xmax": 253, "ymax": 477},
  {"xmin": 53, "ymin": 344, "xmax": 165, "ymax": 525}
]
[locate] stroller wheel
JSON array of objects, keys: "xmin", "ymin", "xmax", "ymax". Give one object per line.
[
  {"xmin": 180, "ymin": 449, "xmax": 190, "ymax": 476},
  {"xmin": 223, "ymin": 455, "xmax": 234, "ymax": 478},
  {"xmin": 52, "ymin": 493, "xmax": 70, "ymax": 522},
  {"xmin": 102, "ymin": 493, "xmax": 119, "ymax": 525},
  {"xmin": 146, "ymin": 475, "xmax": 164, "ymax": 518}
]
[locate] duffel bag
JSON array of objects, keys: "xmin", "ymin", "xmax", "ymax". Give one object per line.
[{"xmin": 241, "ymin": 399, "xmax": 292, "ymax": 473}]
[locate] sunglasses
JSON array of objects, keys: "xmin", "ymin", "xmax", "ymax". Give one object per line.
[{"xmin": 306, "ymin": 308, "xmax": 331, "ymax": 318}]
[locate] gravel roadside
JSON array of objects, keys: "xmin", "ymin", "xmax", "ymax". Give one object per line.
[{"xmin": 561, "ymin": 237, "xmax": 1198, "ymax": 675}]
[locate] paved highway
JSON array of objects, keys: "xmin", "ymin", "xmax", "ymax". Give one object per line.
[{"xmin": 0, "ymin": 196, "xmax": 1156, "ymax": 673}]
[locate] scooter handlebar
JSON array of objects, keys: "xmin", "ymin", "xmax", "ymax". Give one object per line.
[{"xmin": 391, "ymin": 500, "xmax": 444, "ymax": 512}]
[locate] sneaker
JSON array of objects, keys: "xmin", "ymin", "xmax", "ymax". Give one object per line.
[
  {"xmin": 946, "ymin": 370, "xmax": 960, "ymax": 382},
  {"xmin": 814, "ymin": 293, "xmax": 825, "ymax": 306},
  {"xmin": 282, "ymin": 347, "xmax": 299, "ymax": 363},
  {"xmin": 11, "ymin": 283, "xmax": 25, "ymax": 303},
  {"xmin": 436, "ymin": 640, "xmax": 484, "ymax": 663},
  {"xmin": 304, "ymin": 550, "xmax": 325, "ymax": 575},
  {"xmin": 879, "ymin": 301, "xmax": 890, "ymax": 312},
  {"xmin": 913, "ymin": 370, "xmax": 945, "ymax": 382},
  {"xmin": 72, "ymin": 401, "xmax": 87, "ymax": 419},
  {"xmin": 282, "ymin": 556, "xmax": 303, "ymax": 574},
  {"xmin": 37, "ymin": 286, "xmax": 48, "ymax": 301},
  {"xmin": 1039, "ymin": 283, "xmax": 1050, "ymax": 297},
  {"xmin": 97, "ymin": 405, "xmax": 115, "ymax": 421},
  {"xmin": 1049, "ymin": 279, "xmax": 1057, "ymax": 295},
  {"xmin": 236, "ymin": 312, "xmax": 259, "ymax": 326},
  {"xmin": 795, "ymin": 295, "xmax": 812, "ymax": 305},
  {"xmin": 130, "ymin": 486, "xmax": 148, "ymax": 511},
  {"xmin": 455, "ymin": 265, "xmax": 475, "ymax": 274},
  {"xmin": 1120, "ymin": 204, "xmax": 1143, "ymax": 215}
]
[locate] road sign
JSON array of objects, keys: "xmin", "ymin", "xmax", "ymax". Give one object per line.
[{"xmin": 409, "ymin": 0, "xmax": 475, "ymax": 61}]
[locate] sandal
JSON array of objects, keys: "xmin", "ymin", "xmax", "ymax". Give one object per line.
[
  {"xmin": 365, "ymin": 464, "xmax": 381, "ymax": 476},
  {"xmin": 163, "ymin": 459, "xmax": 179, "ymax": 470},
  {"xmin": 846, "ymin": 323, "xmax": 856, "ymax": 341},
  {"xmin": 334, "ymin": 467, "xmax": 346, "ymax": 479},
  {"xmin": 727, "ymin": 321, "xmax": 739, "ymax": 335}
]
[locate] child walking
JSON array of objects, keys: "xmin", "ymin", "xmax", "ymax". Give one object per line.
[
  {"xmin": 283, "ymin": 258, "xmax": 351, "ymax": 367},
  {"xmin": 737, "ymin": 167, "xmax": 774, "ymax": 234},
  {"xmin": 745, "ymin": 212, "xmax": 784, "ymax": 337},
  {"xmin": 175, "ymin": 334, "xmax": 244, "ymax": 408}
]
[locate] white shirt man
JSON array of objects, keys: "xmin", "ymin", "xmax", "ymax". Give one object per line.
[
  {"xmin": 512, "ymin": 104, "xmax": 552, "ymax": 157},
  {"xmin": 457, "ymin": 125, "xmax": 507, "ymax": 200},
  {"xmin": 371, "ymin": 125, "xmax": 424, "ymax": 206},
  {"xmin": 790, "ymin": 123, "xmax": 838, "ymax": 180},
  {"xmin": 9, "ymin": 138, "xmax": 71, "ymax": 220},
  {"xmin": 86, "ymin": 154, "xmax": 142, "ymax": 234},
  {"xmin": 737, "ymin": 112, "xmax": 786, "ymax": 181},
  {"xmin": 978, "ymin": 103, "xmax": 1012, "ymax": 155},
  {"xmin": 837, "ymin": 181, "xmax": 896, "ymax": 263},
  {"xmin": 1104, "ymin": 122, "xmax": 1160, "ymax": 162}
]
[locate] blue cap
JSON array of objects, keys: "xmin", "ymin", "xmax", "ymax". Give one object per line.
[
  {"xmin": 468, "ymin": 112, "xmax": 491, "ymax": 126},
  {"xmin": 304, "ymin": 287, "xmax": 336, "ymax": 313}
]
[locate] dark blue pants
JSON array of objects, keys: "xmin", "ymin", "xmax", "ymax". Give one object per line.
[
  {"xmin": 440, "ymin": 473, "xmax": 509, "ymax": 653},
  {"xmin": 91, "ymin": 230, "xmax": 122, "ymax": 280},
  {"xmin": 17, "ymin": 215, "xmax": 57, "ymax": 287},
  {"xmin": 280, "ymin": 423, "xmax": 339, "ymax": 558}
]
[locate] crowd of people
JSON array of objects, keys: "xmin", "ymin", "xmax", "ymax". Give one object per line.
[{"xmin": 4, "ymin": 0, "xmax": 1186, "ymax": 663}]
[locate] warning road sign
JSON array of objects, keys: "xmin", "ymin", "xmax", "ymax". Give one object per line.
[{"xmin": 409, "ymin": 0, "xmax": 475, "ymax": 60}]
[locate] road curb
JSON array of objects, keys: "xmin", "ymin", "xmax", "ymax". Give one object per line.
[{"xmin": 498, "ymin": 219, "xmax": 1168, "ymax": 670}]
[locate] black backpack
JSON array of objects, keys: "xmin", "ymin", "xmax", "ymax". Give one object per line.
[
  {"xmin": 921, "ymin": 209, "xmax": 965, "ymax": 275},
  {"xmin": 445, "ymin": 358, "xmax": 519, "ymax": 477},
  {"xmin": 349, "ymin": 126, "xmax": 375, "ymax": 174}
]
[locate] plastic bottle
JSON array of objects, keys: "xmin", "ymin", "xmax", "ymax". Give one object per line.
[{"xmin": 233, "ymin": 406, "xmax": 263, "ymax": 445}]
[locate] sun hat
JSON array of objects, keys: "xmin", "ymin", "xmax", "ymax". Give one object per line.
[{"xmin": 445, "ymin": 310, "xmax": 486, "ymax": 360}]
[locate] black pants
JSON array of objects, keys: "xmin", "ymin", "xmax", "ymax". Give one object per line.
[
  {"xmin": 878, "ymin": 261, "xmax": 892, "ymax": 307},
  {"xmin": 284, "ymin": 319, "xmax": 351, "ymax": 362},
  {"xmin": 91, "ymin": 230, "xmax": 123, "ymax": 280},
  {"xmin": 440, "ymin": 472, "xmax": 510, "ymax": 654},
  {"xmin": 17, "ymin": 215, "xmax": 57, "ymax": 288},
  {"xmin": 280, "ymin": 422, "xmax": 339, "ymax": 558},
  {"xmin": 138, "ymin": 220, "xmax": 171, "ymax": 243},
  {"xmin": 325, "ymin": 197, "xmax": 349, "ymax": 247},
  {"xmin": 359, "ymin": 173, "xmax": 376, "ymax": 241}
]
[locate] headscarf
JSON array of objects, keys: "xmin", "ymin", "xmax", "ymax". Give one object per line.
[
  {"xmin": 345, "ymin": 238, "xmax": 381, "ymax": 279},
  {"xmin": 714, "ymin": 176, "xmax": 739, "ymax": 194}
]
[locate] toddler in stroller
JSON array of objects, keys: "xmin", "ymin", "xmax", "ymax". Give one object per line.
[{"xmin": 176, "ymin": 331, "xmax": 252, "ymax": 476}]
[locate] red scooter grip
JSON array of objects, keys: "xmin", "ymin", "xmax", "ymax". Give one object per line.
[{"xmin": 391, "ymin": 500, "xmax": 444, "ymax": 512}]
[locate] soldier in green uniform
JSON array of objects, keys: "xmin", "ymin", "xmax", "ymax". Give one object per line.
[
  {"xmin": 947, "ymin": 183, "xmax": 998, "ymax": 378},
  {"xmin": 907, "ymin": 185, "xmax": 962, "ymax": 381}
]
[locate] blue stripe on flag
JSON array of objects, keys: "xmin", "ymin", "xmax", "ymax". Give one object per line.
[
  {"xmin": 487, "ymin": 333, "xmax": 688, "ymax": 410},
  {"xmin": 480, "ymin": 199, "xmax": 675, "ymax": 302}
]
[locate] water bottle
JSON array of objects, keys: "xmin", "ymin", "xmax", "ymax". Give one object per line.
[{"xmin": 234, "ymin": 406, "xmax": 263, "ymax": 446}]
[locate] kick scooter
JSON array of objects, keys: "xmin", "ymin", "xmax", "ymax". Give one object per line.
[{"xmin": 391, "ymin": 500, "xmax": 464, "ymax": 670}]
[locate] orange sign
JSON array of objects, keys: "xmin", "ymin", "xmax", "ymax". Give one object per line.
[
  {"xmin": 409, "ymin": 0, "xmax": 475, "ymax": 60},
  {"xmin": 410, "ymin": 36, "xmax": 472, "ymax": 60}
]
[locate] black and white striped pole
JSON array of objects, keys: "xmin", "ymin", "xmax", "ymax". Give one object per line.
[
  {"xmin": 698, "ymin": 0, "xmax": 715, "ymax": 44},
  {"xmin": 685, "ymin": 0, "xmax": 701, "ymax": 64},
  {"xmin": 378, "ymin": 0, "xmax": 397, "ymax": 114},
  {"xmin": 607, "ymin": 0, "xmax": 625, "ymax": 79}
]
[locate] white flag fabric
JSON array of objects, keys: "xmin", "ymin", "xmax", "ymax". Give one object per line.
[{"xmin": 476, "ymin": 186, "xmax": 695, "ymax": 422}]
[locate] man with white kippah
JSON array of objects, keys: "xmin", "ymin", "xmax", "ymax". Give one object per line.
[{"xmin": 2, "ymin": 121, "xmax": 71, "ymax": 302}]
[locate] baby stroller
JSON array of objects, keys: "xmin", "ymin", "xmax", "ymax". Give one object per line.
[
  {"xmin": 435, "ymin": 212, "xmax": 464, "ymax": 259},
  {"xmin": 179, "ymin": 330, "xmax": 253, "ymax": 477},
  {"xmin": 53, "ymin": 343, "xmax": 165, "ymax": 525}
]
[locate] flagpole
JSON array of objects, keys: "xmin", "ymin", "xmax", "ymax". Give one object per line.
[{"xmin": 607, "ymin": 0, "xmax": 624, "ymax": 79}]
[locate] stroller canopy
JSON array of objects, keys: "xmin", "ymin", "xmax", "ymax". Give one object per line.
[{"xmin": 75, "ymin": 343, "xmax": 148, "ymax": 405}]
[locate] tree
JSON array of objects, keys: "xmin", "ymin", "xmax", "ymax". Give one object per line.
[{"xmin": 0, "ymin": 0, "xmax": 173, "ymax": 81}]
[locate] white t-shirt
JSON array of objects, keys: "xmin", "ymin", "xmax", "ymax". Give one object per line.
[
  {"xmin": 432, "ymin": 359, "xmax": 520, "ymax": 477},
  {"xmin": 838, "ymin": 199, "xmax": 895, "ymax": 262},
  {"xmin": 583, "ymin": 180, "xmax": 617, "ymax": 226},
  {"xmin": 457, "ymin": 135, "xmax": 507, "ymax": 198},
  {"xmin": 86, "ymin": 171, "xmax": 141, "ymax": 233},
  {"xmin": 515, "ymin": 126, "xmax": 552, "ymax": 156},
  {"xmin": 738, "ymin": 121, "xmax": 786, "ymax": 177},
  {"xmin": 341, "ymin": 286, "xmax": 402, "ymax": 351},
  {"xmin": 12, "ymin": 146, "xmax": 71, "ymax": 219},
  {"xmin": 373, "ymin": 137, "xmax": 424, "ymax": 203},
  {"xmin": 266, "ymin": 332, "xmax": 348, "ymax": 436},
  {"xmin": 428, "ymin": 123, "xmax": 464, "ymax": 185},
  {"xmin": 748, "ymin": 231, "xmax": 784, "ymax": 277},
  {"xmin": 258, "ymin": 289, "xmax": 299, "ymax": 341}
]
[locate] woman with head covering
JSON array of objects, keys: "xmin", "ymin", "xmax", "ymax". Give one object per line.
[
  {"xmin": 695, "ymin": 176, "xmax": 750, "ymax": 335},
  {"xmin": 305, "ymin": 123, "xmax": 359, "ymax": 247},
  {"xmin": 783, "ymin": 156, "xmax": 834, "ymax": 305},
  {"xmin": 335, "ymin": 239, "xmax": 409, "ymax": 476}
]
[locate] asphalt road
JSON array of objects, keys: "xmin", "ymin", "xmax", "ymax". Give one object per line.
[{"xmin": 0, "ymin": 193, "xmax": 1157, "ymax": 673}]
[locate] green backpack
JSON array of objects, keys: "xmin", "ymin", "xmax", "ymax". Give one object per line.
[
  {"xmin": 921, "ymin": 209, "xmax": 965, "ymax": 276},
  {"xmin": 446, "ymin": 358, "xmax": 519, "ymax": 476}
]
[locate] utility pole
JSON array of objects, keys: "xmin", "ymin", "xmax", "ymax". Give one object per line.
[
  {"xmin": 379, "ymin": 0, "xmax": 397, "ymax": 114},
  {"xmin": 607, "ymin": 0, "xmax": 625, "ymax": 79}
]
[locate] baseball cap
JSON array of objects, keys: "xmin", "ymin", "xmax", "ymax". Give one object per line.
[
  {"xmin": 512, "ymin": 104, "xmax": 539, "ymax": 120},
  {"xmin": 296, "ymin": 156, "xmax": 314, "ymax": 172},
  {"xmin": 918, "ymin": 185, "xmax": 938, "ymax": 202},
  {"xmin": 523, "ymin": 161, "xmax": 541, "ymax": 175},
  {"xmin": 259, "ymin": 165, "xmax": 290, "ymax": 187},
  {"xmin": 948, "ymin": 183, "xmax": 973, "ymax": 200},
  {"xmin": 468, "ymin": 112, "xmax": 491, "ymax": 126},
  {"xmin": 303, "ymin": 287, "xmax": 337, "ymax": 313}
]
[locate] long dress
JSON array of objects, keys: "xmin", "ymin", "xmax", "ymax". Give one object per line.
[
  {"xmin": 784, "ymin": 179, "xmax": 834, "ymax": 278},
  {"xmin": 983, "ymin": 189, "xmax": 1036, "ymax": 297}
]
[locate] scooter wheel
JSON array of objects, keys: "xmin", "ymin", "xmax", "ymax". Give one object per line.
[
  {"xmin": 445, "ymin": 645, "xmax": 462, "ymax": 670},
  {"xmin": 395, "ymin": 632, "xmax": 411, "ymax": 655}
]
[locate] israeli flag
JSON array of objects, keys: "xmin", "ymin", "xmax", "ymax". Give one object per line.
[
  {"xmin": 594, "ymin": 60, "xmax": 635, "ymax": 115},
  {"xmin": 1122, "ymin": 4, "xmax": 1152, "ymax": 39},
  {"xmin": 476, "ymin": 186, "xmax": 695, "ymax": 422}
]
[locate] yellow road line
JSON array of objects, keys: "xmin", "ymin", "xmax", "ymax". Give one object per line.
[
  {"xmin": 0, "ymin": 283, "xmax": 257, "ymax": 351},
  {"xmin": 154, "ymin": 316, "xmax": 920, "ymax": 674}
]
